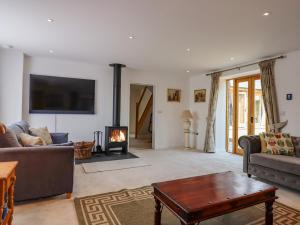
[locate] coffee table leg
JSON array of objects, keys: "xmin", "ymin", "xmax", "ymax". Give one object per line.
[
  {"xmin": 265, "ymin": 200, "xmax": 274, "ymax": 225},
  {"xmin": 154, "ymin": 198, "xmax": 162, "ymax": 225}
]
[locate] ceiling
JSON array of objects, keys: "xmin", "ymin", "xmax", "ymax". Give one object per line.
[{"xmin": 0, "ymin": 0, "xmax": 300, "ymax": 74}]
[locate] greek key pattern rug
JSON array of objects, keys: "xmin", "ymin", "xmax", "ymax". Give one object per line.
[{"xmin": 74, "ymin": 186, "xmax": 300, "ymax": 225}]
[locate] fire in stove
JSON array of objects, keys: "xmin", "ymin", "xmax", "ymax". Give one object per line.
[{"xmin": 110, "ymin": 129, "xmax": 126, "ymax": 142}]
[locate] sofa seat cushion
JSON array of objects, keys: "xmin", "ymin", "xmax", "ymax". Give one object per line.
[{"xmin": 250, "ymin": 153, "xmax": 300, "ymax": 176}]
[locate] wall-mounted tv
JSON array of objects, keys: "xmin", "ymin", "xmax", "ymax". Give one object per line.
[{"xmin": 29, "ymin": 74, "xmax": 95, "ymax": 114}]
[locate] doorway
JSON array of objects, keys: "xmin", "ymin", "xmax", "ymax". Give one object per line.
[
  {"xmin": 226, "ymin": 75, "xmax": 266, "ymax": 154},
  {"xmin": 129, "ymin": 84, "xmax": 153, "ymax": 149}
]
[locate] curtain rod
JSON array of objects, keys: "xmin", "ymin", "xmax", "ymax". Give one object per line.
[{"xmin": 205, "ymin": 55, "xmax": 286, "ymax": 76}]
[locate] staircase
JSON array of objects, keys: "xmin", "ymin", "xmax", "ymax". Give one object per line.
[{"xmin": 135, "ymin": 87, "xmax": 153, "ymax": 139}]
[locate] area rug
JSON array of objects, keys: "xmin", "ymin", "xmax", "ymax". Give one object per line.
[
  {"xmin": 75, "ymin": 152, "xmax": 138, "ymax": 165},
  {"xmin": 74, "ymin": 186, "xmax": 300, "ymax": 225},
  {"xmin": 81, "ymin": 158, "xmax": 151, "ymax": 173}
]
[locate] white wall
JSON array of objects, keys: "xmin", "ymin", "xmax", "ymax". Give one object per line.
[
  {"xmin": 22, "ymin": 56, "xmax": 188, "ymax": 149},
  {"xmin": 189, "ymin": 50, "xmax": 300, "ymax": 151},
  {"xmin": 276, "ymin": 51, "xmax": 300, "ymax": 136},
  {"xmin": 122, "ymin": 70, "xmax": 188, "ymax": 149},
  {"xmin": 0, "ymin": 49, "xmax": 24, "ymax": 124}
]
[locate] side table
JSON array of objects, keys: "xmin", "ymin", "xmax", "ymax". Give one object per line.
[{"xmin": 0, "ymin": 161, "xmax": 18, "ymax": 225}]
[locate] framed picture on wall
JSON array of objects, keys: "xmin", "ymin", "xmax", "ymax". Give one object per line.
[
  {"xmin": 194, "ymin": 89, "xmax": 206, "ymax": 102},
  {"xmin": 167, "ymin": 89, "xmax": 181, "ymax": 102}
]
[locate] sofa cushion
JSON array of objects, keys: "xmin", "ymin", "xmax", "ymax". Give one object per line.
[
  {"xmin": 0, "ymin": 129, "xmax": 22, "ymax": 148},
  {"xmin": 260, "ymin": 132, "xmax": 294, "ymax": 156},
  {"xmin": 29, "ymin": 127, "xmax": 53, "ymax": 145},
  {"xmin": 19, "ymin": 133, "xmax": 46, "ymax": 146},
  {"xmin": 250, "ymin": 153, "xmax": 300, "ymax": 176},
  {"xmin": 292, "ymin": 136, "xmax": 300, "ymax": 158},
  {"xmin": 8, "ymin": 120, "xmax": 30, "ymax": 141}
]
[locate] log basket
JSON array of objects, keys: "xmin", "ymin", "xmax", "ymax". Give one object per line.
[{"xmin": 74, "ymin": 141, "xmax": 95, "ymax": 160}]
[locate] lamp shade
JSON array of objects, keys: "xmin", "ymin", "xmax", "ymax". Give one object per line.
[
  {"xmin": 181, "ymin": 110, "xmax": 193, "ymax": 119},
  {"xmin": 0, "ymin": 122, "xmax": 6, "ymax": 135}
]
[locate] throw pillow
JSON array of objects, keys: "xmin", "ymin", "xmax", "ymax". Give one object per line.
[
  {"xmin": 259, "ymin": 133, "xmax": 267, "ymax": 153},
  {"xmin": 292, "ymin": 136, "xmax": 300, "ymax": 158},
  {"xmin": 19, "ymin": 133, "xmax": 46, "ymax": 146},
  {"xmin": 0, "ymin": 129, "xmax": 22, "ymax": 148},
  {"xmin": 29, "ymin": 127, "xmax": 53, "ymax": 145},
  {"xmin": 261, "ymin": 132, "xmax": 294, "ymax": 156}
]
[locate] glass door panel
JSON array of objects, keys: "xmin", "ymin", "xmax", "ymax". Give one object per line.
[
  {"xmin": 236, "ymin": 80, "xmax": 249, "ymax": 154},
  {"xmin": 254, "ymin": 79, "xmax": 266, "ymax": 135},
  {"xmin": 226, "ymin": 80, "xmax": 234, "ymax": 153}
]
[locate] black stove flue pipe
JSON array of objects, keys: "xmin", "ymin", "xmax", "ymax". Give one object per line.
[{"xmin": 109, "ymin": 63, "xmax": 126, "ymax": 127}]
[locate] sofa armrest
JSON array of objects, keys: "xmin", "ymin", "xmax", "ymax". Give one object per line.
[
  {"xmin": 238, "ymin": 135, "xmax": 261, "ymax": 174},
  {"xmin": 50, "ymin": 133, "xmax": 69, "ymax": 144},
  {"xmin": 0, "ymin": 146, "xmax": 74, "ymax": 201}
]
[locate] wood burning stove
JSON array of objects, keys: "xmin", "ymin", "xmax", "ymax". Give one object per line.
[
  {"xmin": 104, "ymin": 63, "xmax": 128, "ymax": 154},
  {"xmin": 105, "ymin": 126, "xmax": 128, "ymax": 154}
]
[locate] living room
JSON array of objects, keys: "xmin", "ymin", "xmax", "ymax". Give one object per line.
[{"xmin": 0, "ymin": 1, "xmax": 300, "ymax": 225}]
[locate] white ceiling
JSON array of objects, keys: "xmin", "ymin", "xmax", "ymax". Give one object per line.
[{"xmin": 0, "ymin": 0, "xmax": 300, "ymax": 74}]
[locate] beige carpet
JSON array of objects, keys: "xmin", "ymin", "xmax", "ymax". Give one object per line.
[
  {"xmin": 81, "ymin": 158, "xmax": 151, "ymax": 173},
  {"xmin": 74, "ymin": 186, "xmax": 300, "ymax": 225}
]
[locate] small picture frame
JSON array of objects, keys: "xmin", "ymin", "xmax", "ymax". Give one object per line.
[
  {"xmin": 167, "ymin": 89, "xmax": 181, "ymax": 102},
  {"xmin": 194, "ymin": 89, "xmax": 206, "ymax": 102}
]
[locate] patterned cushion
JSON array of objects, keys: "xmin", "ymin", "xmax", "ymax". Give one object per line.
[
  {"xmin": 19, "ymin": 133, "xmax": 46, "ymax": 146},
  {"xmin": 260, "ymin": 132, "xmax": 294, "ymax": 156},
  {"xmin": 29, "ymin": 127, "xmax": 53, "ymax": 145},
  {"xmin": 292, "ymin": 136, "xmax": 300, "ymax": 158}
]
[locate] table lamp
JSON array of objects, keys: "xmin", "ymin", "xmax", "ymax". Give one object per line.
[
  {"xmin": 0, "ymin": 122, "xmax": 7, "ymax": 135},
  {"xmin": 181, "ymin": 110, "xmax": 193, "ymax": 149}
]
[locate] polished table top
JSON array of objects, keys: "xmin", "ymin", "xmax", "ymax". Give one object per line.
[{"xmin": 152, "ymin": 171, "xmax": 277, "ymax": 213}]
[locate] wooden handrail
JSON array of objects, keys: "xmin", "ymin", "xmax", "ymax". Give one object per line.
[
  {"xmin": 138, "ymin": 87, "xmax": 147, "ymax": 106},
  {"xmin": 136, "ymin": 95, "xmax": 153, "ymax": 138}
]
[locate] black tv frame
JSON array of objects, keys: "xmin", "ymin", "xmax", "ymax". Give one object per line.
[{"xmin": 29, "ymin": 74, "xmax": 96, "ymax": 115}]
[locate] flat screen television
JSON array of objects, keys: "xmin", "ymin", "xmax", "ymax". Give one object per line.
[{"xmin": 29, "ymin": 74, "xmax": 95, "ymax": 114}]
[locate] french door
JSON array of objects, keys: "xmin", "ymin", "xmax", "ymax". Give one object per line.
[{"xmin": 226, "ymin": 75, "xmax": 266, "ymax": 154}]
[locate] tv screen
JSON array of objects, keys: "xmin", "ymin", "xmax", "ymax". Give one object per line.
[{"xmin": 30, "ymin": 74, "xmax": 95, "ymax": 114}]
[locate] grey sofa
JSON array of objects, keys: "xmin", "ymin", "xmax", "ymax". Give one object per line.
[
  {"xmin": 238, "ymin": 135, "xmax": 300, "ymax": 191},
  {"xmin": 0, "ymin": 121, "xmax": 74, "ymax": 201}
]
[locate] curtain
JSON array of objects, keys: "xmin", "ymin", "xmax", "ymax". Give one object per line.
[
  {"xmin": 203, "ymin": 72, "xmax": 221, "ymax": 153},
  {"xmin": 259, "ymin": 59, "xmax": 281, "ymax": 132}
]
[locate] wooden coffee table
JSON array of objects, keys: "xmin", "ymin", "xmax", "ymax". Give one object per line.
[{"xmin": 152, "ymin": 171, "xmax": 277, "ymax": 225}]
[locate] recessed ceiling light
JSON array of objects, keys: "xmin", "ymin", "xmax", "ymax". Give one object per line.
[
  {"xmin": 186, "ymin": 48, "xmax": 191, "ymax": 52},
  {"xmin": 230, "ymin": 57, "xmax": 235, "ymax": 61},
  {"xmin": 263, "ymin": 12, "xmax": 270, "ymax": 16},
  {"xmin": 129, "ymin": 35, "xmax": 135, "ymax": 39},
  {"xmin": 47, "ymin": 18, "xmax": 54, "ymax": 23},
  {"xmin": 186, "ymin": 70, "xmax": 190, "ymax": 73},
  {"xmin": 49, "ymin": 49, "xmax": 54, "ymax": 54}
]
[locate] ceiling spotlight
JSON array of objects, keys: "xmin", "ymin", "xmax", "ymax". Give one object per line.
[
  {"xmin": 49, "ymin": 49, "xmax": 54, "ymax": 54},
  {"xmin": 230, "ymin": 57, "xmax": 235, "ymax": 61},
  {"xmin": 129, "ymin": 35, "xmax": 135, "ymax": 39},
  {"xmin": 186, "ymin": 70, "xmax": 190, "ymax": 73},
  {"xmin": 47, "ymin": 18, "xmax": 54, "ymax": 23},
  {"xmin": 263, "ymin": 12, "xmax": 270, "ymax": 16},
  {"xmin": 186, "ymin": 48, "xmax": 191, "ymax": 52}
]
